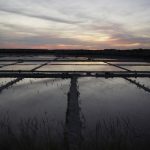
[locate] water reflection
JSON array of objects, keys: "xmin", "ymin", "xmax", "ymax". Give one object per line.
[
  {"xmin": 124, "ymin": 78, "xmax": 150, "ymax": 93},
  {"xmin": 0, "ymin": 78, "xmax": 23, "ymax": 93},
  {"xmin": 0, "ymin": 76, "xmax": 150, "ymax": 149},
  {"xmin": 53, "ymin": 76, "xmax": 150, "ymax": 149}
]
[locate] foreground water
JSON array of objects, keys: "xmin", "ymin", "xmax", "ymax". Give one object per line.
[
  {"xmin": 0, "ymin": 56, "xmax": 150, "ymax": 149},
  {"xmin": 0, "ymin": 77, "xmax": 150, "ymax": 132}
]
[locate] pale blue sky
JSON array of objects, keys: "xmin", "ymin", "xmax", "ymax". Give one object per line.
[{"xmin": 0, "ymin": 0, "xmax": 150, "ymax": 49}]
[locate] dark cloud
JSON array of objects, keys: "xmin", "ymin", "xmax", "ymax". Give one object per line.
[{"xmin": 0, "ymin": 8, "xmax": 81, "ymax": 24}]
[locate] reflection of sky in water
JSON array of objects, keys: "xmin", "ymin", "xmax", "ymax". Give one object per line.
[
  {"xmin": 37, "ymin": 65, "xmax": 124, "ymax": 71},
  {"xmin": 0, "ymin": 77, "xmax": 150, "ymax": 133},
  {"xmin": 109, "ymin": 62, "xmax": 150, "ymax": 65},
  {"xmin": 1, "ymin": 61, "xmax": 150, "ymax": 71},
  {"xmin": 79, "ymin": 78, "xmax": 150, "ymax": 131},
  {"xmin": 0, "ymin": 61, "xmax": 17, "ymax": 65},
  {"xmin": 21, "ymin": 61, "xmax": 48, "ymax": 65},
  {"xmin": 0, "ymin": 78, "xmax": 69, "ymax": 127},
  {"xmin": 0, "ymin": 78, "xmax": 16, "ymax": 86},
  {"xmin": 123, "ymin": 66, "xmax": 150, "ymax": 71},
  {"xmin": 0, "ymin": 65, "xmax": 39, "ymax": 70},
  {"xmin": 0, "ymin": 61, "xmax": 124, "ymax": 71},
  {"xmin": 133, "ymin": 78, "xmax": 150, "ymax": 88},
  {"xmin": 48, "ymin": 62, "xmax": 107, "ymax": 65}
]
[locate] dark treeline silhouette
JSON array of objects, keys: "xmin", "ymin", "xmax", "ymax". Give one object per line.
[{"xmin": 0, "ymin": 49, "xmax": 150, "ymax": 59}]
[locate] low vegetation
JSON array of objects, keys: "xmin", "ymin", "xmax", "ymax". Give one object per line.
[{"xmin": 0, "ymin": 113, "xmax": 149, "ymax": 150}]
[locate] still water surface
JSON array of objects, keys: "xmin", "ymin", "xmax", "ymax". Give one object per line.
[
  {"xmin": 0, "ymin": 77, "xmax": 150, "ymax": 133},
  {"xmin": 0, "ymin": 58, "xmax": 150, "ymax": 149}
]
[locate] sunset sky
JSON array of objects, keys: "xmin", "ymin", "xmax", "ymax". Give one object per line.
[{"xmin": 0, "ymin": 0, "xmax": 150, "ymax": 49}]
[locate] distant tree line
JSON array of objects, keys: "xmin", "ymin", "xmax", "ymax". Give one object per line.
[{"xmin": 0, "ymin": 48, "xmax": 150, "ymax": 59}]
